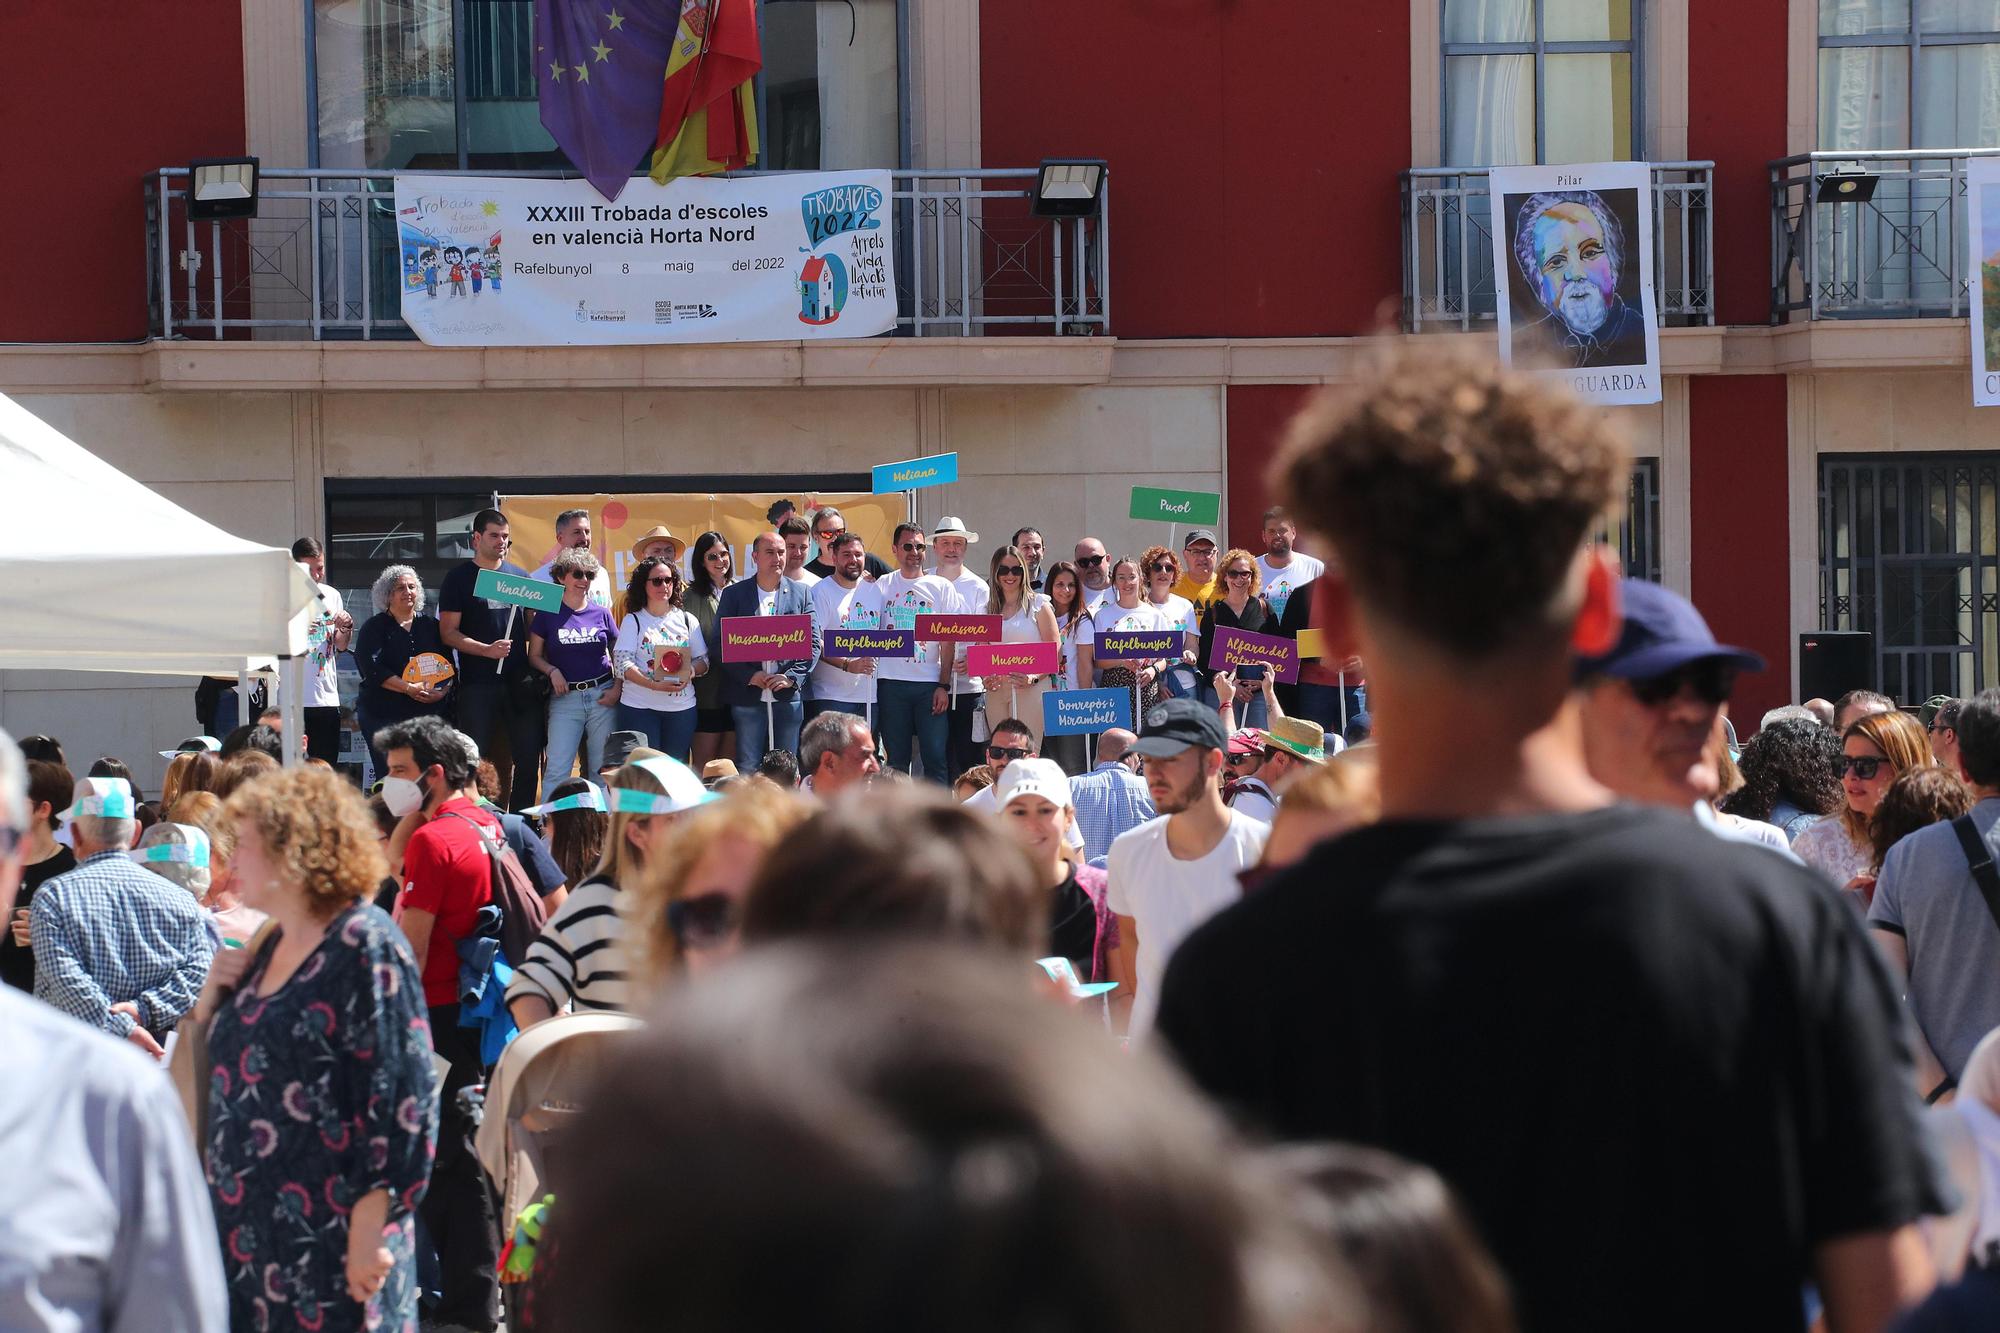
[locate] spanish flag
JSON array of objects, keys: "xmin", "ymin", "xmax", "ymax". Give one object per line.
[{"xmin": 651, "ymin": 0, "xmax": 761, "ymax": 185}]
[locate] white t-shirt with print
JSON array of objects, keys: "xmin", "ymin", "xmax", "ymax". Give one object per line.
[
  {"xmin": 1079, "ymin": 600, "xmax": 1174, "ymax": 683},
  {"xmin": 613, "ymin": 607, "xmax": 707, "ymax": 713},
  {"xmin": 1255, "ymin": 553, "xmax": 1324, "ymax": 619},
  {"xmin": 810, "ymin": 577, "xmax": 887, "ymax": 706},
  {"xmin": 1147, "ymin": 593, "xmax": 1198, "ymax": 644},
  {"xmin": 874, "ymin": 572, "xmax": 962, "ymax": 685},
  {"xmin": 1107, "ymin": 811, "xmax": 1271, "ymax": 1042},
  {"xmin": 304, "ymin": 579, "xmax": 346, "ymax": 708},
  {"xmin": 935, "ymin": 568, "xmax": 990, "ymax": 696}
]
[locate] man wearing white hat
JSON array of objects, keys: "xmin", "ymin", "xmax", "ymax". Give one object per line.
[
  {"xmin": 930, "ymin": 516, "xmax": 990, "ymax": 778},
  {"xmin": 29, "ymin": 776, "xmax": 215, "ymax": 1057}
]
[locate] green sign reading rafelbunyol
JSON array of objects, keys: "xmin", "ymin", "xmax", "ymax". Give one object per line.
[
  {"xmin": 474, "ymin": 567, "xmax": 564, "ymax": 613},
  {"xmin": 1129, "ymin": 486, "xmax": 1221, "ymax": 526}
]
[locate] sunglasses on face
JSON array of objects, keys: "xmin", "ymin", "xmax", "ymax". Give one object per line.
[
  {"xmin": 648, "ymin": 575, "xmax": 676, "ymax": 587},
  {"xmin": 987, "ymin": 745, "xmax": 1030, "ymax": 763},
  {"xmin": 564, "ymin": 571, "xmax": 592, "ymax": 582},
  {"xmin": 900, "ymin": 541, "xmax": 928, "ymax": 553},
  {"xmin": 997, "ymin": 565, "xmax": 1024, "ymax": 576},
  {"xmin": 1840, "ymin": 755, "xmax": 1887, "ymax": 780},
  {"xmin": 1628, "ymin": 660, "xmax": 1736, "ymax": 707},
  {"xmin": 1224, "ymin": 569, "xmax": 1253, "ymax": 580},
  {"xmin": 666, "ymin": 892, "xmax": 737, "ymax": 951},
  {"xmin": 817, "ymin": 527, "xmax": 844, "ymax": 542},
  {"xmin": 1076, "ymin": 554, "xmax": 1105, "ymax": 566}
]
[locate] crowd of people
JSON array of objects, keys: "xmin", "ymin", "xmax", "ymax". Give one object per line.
[{"xmin": 12, "ymin": 344, "xmax": 2000, "ymax": 1331}]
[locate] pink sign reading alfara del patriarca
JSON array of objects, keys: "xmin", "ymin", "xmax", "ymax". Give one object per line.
[
  {"xmin": 1207, "ymin": 626, "xmax": 1299, "ymax": 682},
  {"xmin": 967, "ymin": 641, "xmax": 1058, "ymax": 676},
  {"xmin": 719, "ymin": 614, "xmax": 815, "ymax": 663}
]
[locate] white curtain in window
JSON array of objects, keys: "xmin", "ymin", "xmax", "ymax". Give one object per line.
[
  {"xmin": 1446, "ymin": 55, "xmax": 1534, "ymax": 164},
  {"xmin": 1819, "ymin": 45, "xmax": 1911, "ymax": 148},
  {"xmin": 815, "ymin": 0, "xmax": 900, "ymax": 169},
  {"xmin": 1917, "ymin": 43, "xmax": 2000, "ymax": 148},
  {"xmin": 1544, "ymin": 52, "xmax": 1627, "ymax": 162}
]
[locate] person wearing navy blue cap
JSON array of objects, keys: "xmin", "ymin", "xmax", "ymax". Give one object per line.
[{"xmin": 1576, "ymin": 579, "xmax": 1792, "ymax": 855}]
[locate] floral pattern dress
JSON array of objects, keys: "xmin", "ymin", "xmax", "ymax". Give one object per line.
[{"xmin": 206, "ymin": 903, "xmax": 438, "ymax": 1333}]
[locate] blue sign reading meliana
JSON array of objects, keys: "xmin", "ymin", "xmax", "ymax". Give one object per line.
[
  {"xmin": 872, "ymin": 451, "xmax": 959, "ymax": 493},
  {"xmin": 1042, "ymin": 689, "xmax": 1134, "ymax": 737}
]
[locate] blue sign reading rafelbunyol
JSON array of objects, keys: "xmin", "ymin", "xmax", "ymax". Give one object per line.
[
  {"xmin": 1042, "ymin": 689, "xmax": 1134, "ymax": 737},
  {"xmin": 871, "ymin": 451, "xmax": 959, "ymax": 493}
]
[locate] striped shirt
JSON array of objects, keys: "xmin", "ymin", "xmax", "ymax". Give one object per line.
[
  {"xmin": 31, "ymin": 850, "xmax": 216, "ymax": 1037},
  {"xmin": 504, "ymin": 874, "xmax": 630, "ymax": 1015},
  {"xmin": 1069, "ymin": 763, "xmax": 1157, "ymax": 865}
]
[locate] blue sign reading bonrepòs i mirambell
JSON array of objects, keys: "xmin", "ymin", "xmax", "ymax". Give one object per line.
[{"xmin": 1042, "ymin": 688, "xmax": 1134, "ymax": 737}]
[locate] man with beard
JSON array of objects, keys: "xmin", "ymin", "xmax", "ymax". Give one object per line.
[
  {"xmin": 1512, "ymin": 190, "xmax": 1647, "ymax": 369},
  {"xmin": 1105, "ymin": 698, "xmax": 1269, "ymax": 1042}
]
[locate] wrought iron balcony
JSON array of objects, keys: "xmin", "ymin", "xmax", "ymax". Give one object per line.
[
  {"xmin": 1768, "ymin": 150, "xmax": 1995, "ymax": 321},
  {"xmin": 144, "ymin": 167, "xmax": 1109, "ymax": 340},
  {"xmin": 1401, "ymin": 162, "xmax": 1715, "ymax": 332}
]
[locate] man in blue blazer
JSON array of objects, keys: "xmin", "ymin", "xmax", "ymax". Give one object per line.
[{"xmin": 717, "ymin": 531, "xmax": 821, "ymax": 771}]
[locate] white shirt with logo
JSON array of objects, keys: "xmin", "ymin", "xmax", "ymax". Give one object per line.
[
  {"xmin": 1255, "ymin": 553, "xmax": 1324, "ymax": 619},
  {"xmin": 613, "ymin": 607, "xmax": 707, "ymax": 713},
  {"xmin": 304, "ymin": 579, "xmax": 345, "ymax": 708},
  {"xmin": 875, "ymin": 572, "xmax": 962, "ymax": 685},
  {"xmin": 811, "ymin": 577, "xmax": 887, "ymax": 706},
  {"xmin": 935, "ymin": 568, "xmax": 990, "ymax": 697}
]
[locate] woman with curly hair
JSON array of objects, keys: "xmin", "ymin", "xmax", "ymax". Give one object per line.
[
  {"xmin": 1794, "ymin": 709, "xmax": 1933, "ymax": 890},
  {"xmin": 1719, "ymin": 717, "xmax": 1845, "ymax": 842},
  {"xmin": 195, "ymin": 767, "xmax": 436, "ymax": 1333}
]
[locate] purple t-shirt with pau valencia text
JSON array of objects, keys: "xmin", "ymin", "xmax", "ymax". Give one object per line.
[{"xmin": 532, "ymin": 601, "xmax": 617, "ymax": 682}]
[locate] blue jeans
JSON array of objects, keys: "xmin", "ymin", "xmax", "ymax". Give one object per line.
[
  {"xmin": 877, "ymin": 678, "xmax": 949, "ymax": 784},
  {"xmin": 542, "ymin": 681, "xmax": 616, "ymax": 800},
  {"xmin": 616, "ymin": 703, "xmax": 699, "ymax": 765},
  {"xmin": 733, "ymin": 695, "xmax": 804, "ymax": 772},
  {"xmin": 1295, "ymin": 681, "xmax": 1366, "ymax": 739}
]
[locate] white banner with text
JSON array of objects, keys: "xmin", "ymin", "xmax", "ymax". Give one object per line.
[{"xmin": 392, "ymin": 170, "xmax": 896, "ymax": 346}]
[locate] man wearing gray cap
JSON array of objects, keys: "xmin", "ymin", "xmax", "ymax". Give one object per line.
[
  {"xmin": 0, "ymin": 729, "xmax": 227, "ymax": 1329},
  {"xmin": 1105, "ymin": 698, "xmax": 1269, "ymax": 1043}
]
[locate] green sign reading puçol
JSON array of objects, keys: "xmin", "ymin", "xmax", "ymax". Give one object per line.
[
  {"xmin": 474, "ymin": 567, "xmax": 564, "ymax": 613},
  {"xmin": 1129, "ymin": 485, "xmax": 1220, "ymax": 526}
]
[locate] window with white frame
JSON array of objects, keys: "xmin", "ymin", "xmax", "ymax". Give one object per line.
[
  {"xmin": 1442, "ymin": 0, "xmax": 1640, "ymax": 165},
  {"xmin": 1819, "ymin": 0, "xmax": 2000, "ymax": 150}
]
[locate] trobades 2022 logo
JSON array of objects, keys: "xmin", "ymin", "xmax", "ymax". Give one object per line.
[{"xmin": 796, "ymin": 182, "xmax": 884, "ymax": 326}]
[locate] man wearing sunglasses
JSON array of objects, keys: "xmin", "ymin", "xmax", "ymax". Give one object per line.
[
  {"xmin": 875, "ymin": 523, "xmax": 962, "ymax": 783},
  {"xmin": 962, "ymin": 719, "xmax": 1085, "ymax": 851},
  {"xmin": 1575, "ymin": 579, "xmax": 1788, "ymax": 854},
  {"xmin": 1073, "ymin": 537, "xmax": 1114, "ymax": 615},
  {"xmin": 803, "ymin": 506, "xmax": 891, "ymax": 582}
]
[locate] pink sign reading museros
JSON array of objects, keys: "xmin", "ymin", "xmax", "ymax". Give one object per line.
[{"xmin": 967, "ymin": 641, "xmax": 1059, "ymax": 676}]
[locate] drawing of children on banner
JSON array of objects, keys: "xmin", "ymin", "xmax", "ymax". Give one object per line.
[{"xmin": 1489, "ymin": 161, "xmax": 1661, "ymax": 406}]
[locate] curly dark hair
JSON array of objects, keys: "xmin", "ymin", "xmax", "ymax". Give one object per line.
[
  {"xmin": 1868, "ymin": 766, "xmax": 1972, "ymax": 873},
  {"xmin": 1720, "ymin": 718, "xmax": 1844, "ymax": 824}
]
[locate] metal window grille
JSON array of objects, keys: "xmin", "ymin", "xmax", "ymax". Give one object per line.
[{"xmin": 1819, "ymin": 454, "xmax": 2000, "ymax": 702}]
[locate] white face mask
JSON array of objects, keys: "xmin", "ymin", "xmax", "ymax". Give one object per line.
[{"xmin": 381, "ymin": 775, "xmax": 426, "ymax": 818}]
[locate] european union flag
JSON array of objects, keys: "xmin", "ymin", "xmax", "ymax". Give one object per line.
[{"xmin": 535, "ymin": 0, "xmax": 679, "ymax": 201}]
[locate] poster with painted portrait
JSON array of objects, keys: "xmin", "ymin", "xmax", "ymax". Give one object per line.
[
  {"xmin": 1967, "ymin": 156, "xmax": 2000, "ymax": 406},
  {"xmin": 1490, "ymin": 161, "xmax": 1661, "ymax": 406}
]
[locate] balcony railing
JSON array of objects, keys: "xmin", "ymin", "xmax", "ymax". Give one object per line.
[
  {"xmin": 1401, "ymin": 162, "xmax": 1715, "ymax": 332},
  {"xmin": 144, "ymin": 167, "xmax": 1109, "ymax": 340},
  {"xmin": 1769, "ymin": 149, "xmax": 1996, "ymax": 322}
]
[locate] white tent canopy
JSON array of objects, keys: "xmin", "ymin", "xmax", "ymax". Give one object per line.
[{"xmin": 0, "ymin": 392, "xmax": 317, "ymax": 675}]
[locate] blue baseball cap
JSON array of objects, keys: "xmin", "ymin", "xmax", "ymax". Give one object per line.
[{"xmin": 1577, "ymin": 579, "xmax": 1765, "ymax": 681}]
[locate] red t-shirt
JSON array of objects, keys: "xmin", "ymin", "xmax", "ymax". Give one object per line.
[{"xmin": 398, "ymin": 795, "xmax": 497, "ymax": 1008}]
